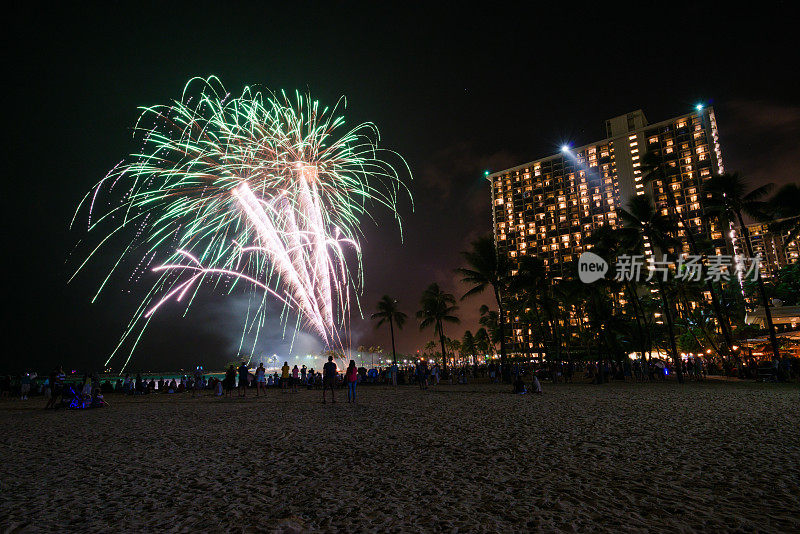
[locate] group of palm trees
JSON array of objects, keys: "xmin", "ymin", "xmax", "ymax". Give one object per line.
[{"xmin": 369, "ymin": 165, "xmax": 798, "ymax": 383}]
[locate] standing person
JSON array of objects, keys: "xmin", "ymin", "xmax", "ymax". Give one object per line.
[
  {"xmin": 322, "ymin": 356, "xmax": 338, "ymax": 404},
  {"xmin": 193, "ymin": 366, "xmax": 204, "ymax": 397},
  {"xmin": 255, "ymin": 363, "xmax": 267, "ymax": 397},
  {"xmin": 20, "ymin": 372, "xmax": 32, "ymax": 400},
  {"xmin": 281, "ymin": 362, "xmax": 291, "ymax": 393},
  {"xmin": 224, "ymin": 365, "xmax": 236, "ymax": 397},
  {"xmin": 292, "ymin": 365, "xmax": 299, "ymax": 393},
  {"xmin": 390, "ymin": 361, "xmax": 398, "ymax": 388},
  {"xmin": 238, "ymin": 362, "xmax": 249, "ymax": 397},
  {"xmin": 300, "ymin": 365, "xmax": 307, "ymax": 385},
  {"xmin": 345, "ymin": 360, "xmax": 358, "ymax": 403},
  {"xmin": 430, "ymin": 363, "xmax": 439, "ymax": 388},
  {"xmin": 45, "ymin": 367, "xmax": 64, "ymax": 409}
]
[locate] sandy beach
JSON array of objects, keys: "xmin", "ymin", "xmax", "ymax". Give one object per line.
[{"xmin": 1, "ymin": 380, "xmax": 798, "ymax": 533}]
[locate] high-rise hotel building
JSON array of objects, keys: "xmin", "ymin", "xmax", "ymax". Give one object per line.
[
  {"xmin": 489, "ymin": 107, "xmax": 729, "ymax": 354},
  {"xmin": 488, "ymin": 107, "xmax": 728, "ymax": 280},
  {"xmin": 743, "ymin": 220, "xmax": 799, "ymax": 278}
]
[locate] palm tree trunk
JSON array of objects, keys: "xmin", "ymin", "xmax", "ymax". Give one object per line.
[
  {"xmin": 736, "ymin": 212, "xmax": 780, "ymax": 361},
  {"xmin": 626, "ymin": 281, "xmax": 648, "ymax": 362},
  {"xmin": 656, "ymin": 278, "xmax": 683, "ymax": 384},
  {"xmin": 389, "ymin": 317, "xmax": 397, "ymax": 365},
  {"xmin": 678, "ymin": 289, "xmax": 723, "ymax": 356},
  {"xmin": 495, "ymin": 288, "xmax": 508, "ymax": 367},
  {"xmin": 438, "ymin": 320, "xmax": 448, "ymax": 374},
  {"xmin": 532, "ymin": 307, "xmax": 550, "ymax": 362}
]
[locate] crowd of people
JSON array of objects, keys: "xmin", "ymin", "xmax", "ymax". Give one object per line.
[{"xmin": 2, "ymin": 353, "xmax": 798, "ymax": 406}]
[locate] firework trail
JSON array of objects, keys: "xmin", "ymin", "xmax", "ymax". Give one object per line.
[{"xmin": 72, "ymin": 76, "xmax": 411, "ymax": 371}]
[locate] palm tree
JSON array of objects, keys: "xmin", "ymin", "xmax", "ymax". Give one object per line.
[
  {"xmin": 508, "ymin": 256, "xmax": 552, "ymax": 362},
  {"xmin": 587, "ymin": 224, "xmax": 652, "ymax": 369},
  {"xmin": 619, "ymin": 194, "xmax": 684, "ymax": 383},
  {"xmin": 478, "ymin": 305, "xmax": 500, "ymax": 345},
  {"xmin": 456, "ymin": 236, "xmax": 511, "ymax": 366},
  {"xmin": 767, "ymin": 183, "xmax": 800, "ymax": 245},
  {"xmin": 641, "ymin": 151, "xmax": 736, "ymax": 362},
  {"xmin": 462, "ymin": 330, "xmax": 477, "ymax": 364},
  {"xmin": 369, "ymin": 345, "xmax": 383, "ymax": 368},
  {"xmin": 704, "ymin": 172, "xmax": 780, "ymax": 361},
  {"xmin": 475, "ymin": 328, "xmax": 491, "ymax": 359},
  {"xmin": 417, "ymin": 283, "xmax": 460, "ymax": 373},
  {"xmin": 448, "ymin": 338, "xmax": 462, "ymax": 367},
  {"xmin": 423, "ymin": 340, "xmax": 437, "ymax": 362},
  {"xmin": 371, "ymin": 295, "xmax": 407, "ymax": 365}
]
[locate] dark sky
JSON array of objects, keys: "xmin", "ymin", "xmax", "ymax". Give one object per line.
[{"xmin": 6, "ymin": 2, "xmax": 799, "ymax": 372}]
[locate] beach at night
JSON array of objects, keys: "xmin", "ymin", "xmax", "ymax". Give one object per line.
[{"xmin": 2, "ymin": 381, "xmax": 797, "ymax": 532}]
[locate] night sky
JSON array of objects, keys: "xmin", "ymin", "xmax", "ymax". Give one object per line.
[{"xmin": 6, "ymin": 3, "xmax": 798, "ymax": 372}]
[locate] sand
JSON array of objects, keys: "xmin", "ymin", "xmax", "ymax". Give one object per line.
[{"xmin": 1, "ymin": 380, "xmax": 798, "ymax": 533}]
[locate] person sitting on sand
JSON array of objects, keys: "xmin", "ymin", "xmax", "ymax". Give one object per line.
[
  {"xmin": 513, "ymin": 375, "xmax": 527, "ymax": 394},
  {"xmin": 531, "ymin": 373, "xmax": 542, "ymax": 394},
  {"xmin": 81, "ymin": 373, "xmax": 92, "ymax": 397},
  {"xmin": 322, "ymin": 356, "xmax": 337, "ymax": 403}
]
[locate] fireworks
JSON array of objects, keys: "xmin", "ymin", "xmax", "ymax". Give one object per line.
[{"xmin": 72, "ymin": 76, "xmax": 411, "ymax": 371}]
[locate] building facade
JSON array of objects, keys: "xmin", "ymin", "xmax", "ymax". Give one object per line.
[
  {"xmin": 743, "ymin": 220, "xmax": 799, "ymax": 278},
  {"xmin": 489, "ymin": 107, "xmax": 729, "ymax": 277},
  {"xmin": 489, "ymin": 107, "xmax": 729, "ymax": 354}
]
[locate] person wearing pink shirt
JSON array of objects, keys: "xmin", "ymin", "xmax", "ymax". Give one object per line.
[
  {"xmin": 291, "ymin": 365, "xmax": 299, "ymax": 393},
  {"xmin": 345, "ymin": 360, "xmax": 358, "ymax": 403}
]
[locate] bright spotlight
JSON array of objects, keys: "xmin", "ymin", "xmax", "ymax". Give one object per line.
[
  {"xmin": 695, "ymin": 103, "xmax": 703, "ymax": 111},
  {"xmin": 561, "ymin": 145, "xmax": 570, "ymax": 153},
  {"xmin": 483, "ymin": 170, "xmax": 490, "ymax": 176}
]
